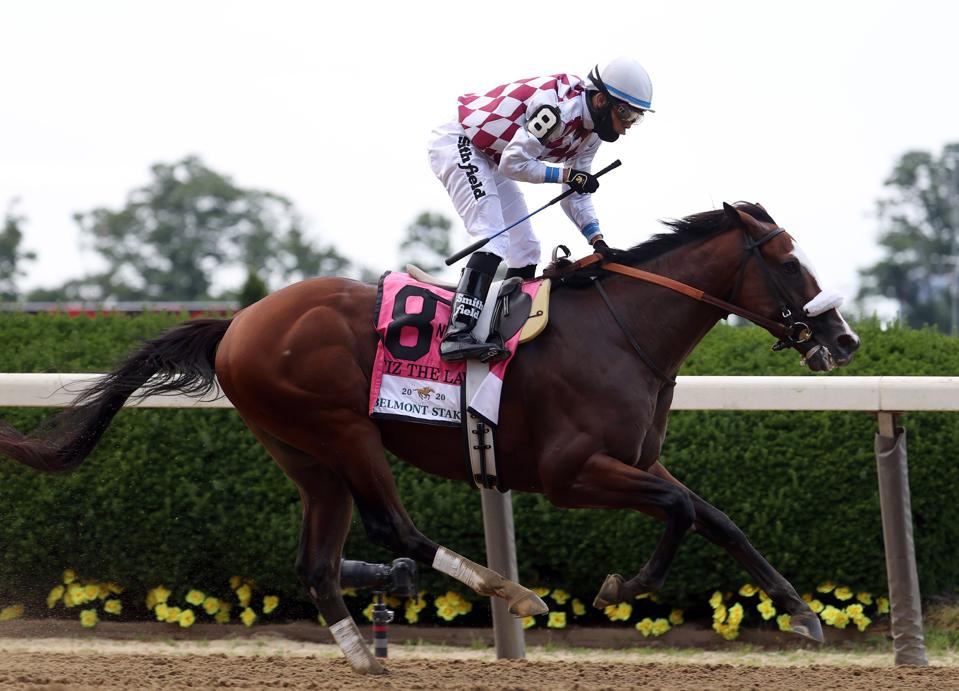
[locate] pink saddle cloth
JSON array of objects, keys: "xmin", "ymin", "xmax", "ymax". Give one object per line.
[{"xmin": 369, "ymin": 271, "xmax": 541, "ymax": 427}]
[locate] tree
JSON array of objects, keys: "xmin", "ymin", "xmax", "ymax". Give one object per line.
[
  {"xmin": 237, "ymin": 268, "xmax": 269, "ymax": 308},
  {"xmin": 0, "ymin": 201, "xmax": 37, "ymax": 301},
  {"xmin": 398, "ymin": 212, "xmax": 453, "ymax": 274},
  {"xmin": 858, "ymin": 143, "xmax": 959, "ymax": 332},
  {"xmin": 51, "ymin": 156, "xmax": 349, "ymax": 302}
]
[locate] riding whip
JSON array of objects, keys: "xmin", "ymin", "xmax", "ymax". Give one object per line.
[{"xmin": 444, "ymin": 159, "xmax": 622, "ymax": 266}]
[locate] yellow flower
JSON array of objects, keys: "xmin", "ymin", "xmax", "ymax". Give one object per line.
[
  {"xmin": 362, "ymin": 602, "xmax": 375, "ymax": 622},
  {"xmin": 738, "ymin": 583, "xmax": 758, "ymax": 597},
  {"xmin": 146, "ymin": 586, "xmax": 170, "ymax": 609},
  {"xmin": 236, "ymin": 584, "xmax": 252, "ymax": 607},
  {"xmin": 185, "ymin": 590, "xmax": 205, "ymax": 606},
  {"xmin": 229, "ymin": 576, "xmax": 243, "ymax": 590},
  {"xmin": 551, "ymin": 589, "xmax": 570, "ymax": 605},
  {"xmin": 437, "ymin": 605, "xmax": 457, "ymax": 621},
  {"xmin": 0, "ymin": 605, "xmax": 24, "ymax": 621},
  {"xmin": 758, "ymin": 590, "xmax": 771, "ymax": 602},
  {"xmin": 317, "ymin": 614, "xmax": 326, "ymax": 626},
  {"xmin": 712, "ymin": 620, "xmax": 740, "ymax": 640},
  {"xmin": 105, "ymin": 583, "xmax": 123, "ymax": 595},
  {"xmin": 240, "ymin": 607, "xmax": 257, "ymax": 627},
  {"xmin": 802, "ymin": 593, "xmax": 813, "ymax": 602},
  {"xmin": 178, "ymin": 609, "xmax": 196, "ymax": 628},
  {"xmin": 532, "ymin": 587, "xmax": 550, "ymax": 598},
  {"xmin": 79, "ymin": 609, "xmax": 98, "ymax": 628},
  {"xmin": 103, "ymin": 599, "xmax": 122, "ymax": 615},
  {"xmin": 155, "ymin": 603, "xmax": 169, "ymax": 621},
  {"xmin": 218, "ymin": 601, "xmax": 231, "ymax": 615},
  {"xmin": 844, "ymin": 603, "xmax": 864, "ymax": 618},
  {"xmin": 727, "ymin": 603, "xmax": 744, "ymax": 626},
  {"xmin": 757, "ymin": 599, "xmax": 776, "ymax": 621},
  {"xmin": 776, "ymin": 613, "xmax": 792, "ymax": 632},
  {"xmin": 63, "ymin": 569, "xmax": 77, "ymax": 585},
  {"xmin": 66, "ymin": 584, "xmax": 86, "ymax": 607},
  {"xmin": 651, "ymin": 618, "xmax": 671, "ymax": 636},
  {"xmin": 572, "ymin": 599, "xmax": 586, "ymax": 617},
  {"xmin": 262, "ymin": 595, "xmax": 279, "ymax": 614},
  {"xmin": 834, "ymin": 586, "xmax": 853, "ymax": 601},
  {"xmin": 634, "ymin": 592, "xmax": 650, "ymax": 600},
  {"xmin": 165, "ymin": 607, "xmax": 182, "ymax": 624},
  {"xmin": 97, "ymin": 584, "xmax": 111, "ymax": 600},
  {"xmin": 521, "ymin": 616, "xmax": 536, "ymax": 629},
  {"xmin": 548, "ymin": 612, "xmax": 567, "ymax": 629},
  {"xmin": 404, "ymin": 607, "xmax": 419, "ymax": 624},
  {"xmin": 854, "ymin": 614, "xmax": 872, "ymax": 632},
  {"xmin": 816, "ymin": 581, "xmax": 835, "ymax": 594},
  {"xmin": 668, "ymin": 608, "xmax": 684, "ymax": 626},
  {"xmin": 47, "ymin": 586, "xmax": 65, "ymax": 609},
  {"xmin": 709, "ymin": 591, "xmax": 723, "ymax": 608},
  {"xmin": 809, "ymin": 599, "xmax": 825, "ymax": 613},
  {"xmin": 203, "ymin": 597, "xmax": 220, "ymax": 616},
  {"xmin": 876, "ymin": 597, "xmax": 890, "ymax": 614},
  {"xmin": 635, "ymin": 617, "xmax": 654, "ymax": 637},
  {"xmin": 820, "ymin": 605, "xmax": 849, "ymax": 628},
  {"xmin": 712, "ymin": 604, "xmax": 727, "ymax": 624},
  {"xmin": 340, "ymin": 587, "xmax": 357, "ymax": 597},
  {"xmin": 856, "ymin": 592, "xmax": 873, "ymax": 605},
  {"xmin": 215, "ymin": 610, "xmax": 230, "ymax": 624},
  {"xmin": 604, "ymin": 602, "xmax": 632, "ymax": 622},
  {"xmin": 84, "ymin": 585, "xmax": 99, "ymax": 601}
]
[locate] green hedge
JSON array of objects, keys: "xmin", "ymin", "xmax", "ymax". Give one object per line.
[{"xmin": 0, "ymin": 314, "xmax": 957, "ymax": 612}]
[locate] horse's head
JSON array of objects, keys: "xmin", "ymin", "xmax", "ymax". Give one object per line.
[{"xmin": 724, "ymin": 202, "xmax": 860, "ymax": 372}]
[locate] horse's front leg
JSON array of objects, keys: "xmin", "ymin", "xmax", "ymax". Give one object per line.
[
  {"xmin": 543, "ymin": 452, "xmax": 695, "ymax": 608},
  {"xmin": 649, "ymin": 461, "xmax": 824, "ymax": 642}
]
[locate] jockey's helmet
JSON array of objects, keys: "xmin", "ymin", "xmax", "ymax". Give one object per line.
[{"xmin": 588, "ymin": 57, "xmax": 655, "ymax": 113}]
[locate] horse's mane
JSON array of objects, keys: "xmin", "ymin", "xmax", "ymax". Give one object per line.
[{"xmin": 545, "ymin": 201, "xmax": 775, "ymax": 285}]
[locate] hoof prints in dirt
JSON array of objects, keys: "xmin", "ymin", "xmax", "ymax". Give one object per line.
[{"xmin": 0, "ymin": 653, "xmax": 957, "ymax": 689}]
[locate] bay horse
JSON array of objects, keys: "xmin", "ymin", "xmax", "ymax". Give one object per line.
[{"xmin": 0, "ymin": 202, "xmax": 859, "ymax": 674}]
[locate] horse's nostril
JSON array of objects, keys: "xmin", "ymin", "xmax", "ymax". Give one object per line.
[{"xmin": 837, "ymin": 333, "xmax": 860, "ymax": 352}]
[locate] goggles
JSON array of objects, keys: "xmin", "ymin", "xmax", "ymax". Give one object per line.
[{"xmin": 612, "ymin": 100, "xmax": 645, "ymax": 125}]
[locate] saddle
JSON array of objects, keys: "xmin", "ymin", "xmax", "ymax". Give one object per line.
[{"xmin": 405, "ymin": 264, "xmax": 550, "ymax": 344}]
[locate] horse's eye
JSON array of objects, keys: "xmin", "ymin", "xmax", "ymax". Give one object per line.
[{"xmin": 782, "ymin": 260, "xmax": 800, "ymax": 275}]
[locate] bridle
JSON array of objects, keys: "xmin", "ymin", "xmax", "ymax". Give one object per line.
[{"xmin": 563, "ymin": 224, "xmax": 817, "ymax": 383}]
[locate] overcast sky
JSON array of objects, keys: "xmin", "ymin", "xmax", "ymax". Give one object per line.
[{"xmin": 1, "ymin": 0, "xmax": 956, "ymax": 313}]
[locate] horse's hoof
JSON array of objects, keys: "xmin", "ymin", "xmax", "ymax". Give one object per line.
[
  {"xmin": 790, "ymin": 610, "xmax": 824, "ymax": 643},
  {"xmin": 592, "ymin": 573, "xmax": 624, "ymax": 609},
  {"xmin": 508, "ymin": 591, "xmax": 548, "ymax": 617}
]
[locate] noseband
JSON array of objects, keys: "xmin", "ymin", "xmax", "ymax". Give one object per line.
[{"xmin": 729, "ymin": 226, "xmax": 812, "ymax": 351}]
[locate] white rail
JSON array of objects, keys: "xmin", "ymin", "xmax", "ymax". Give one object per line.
[{"xmin": 2, "ymin": 373, "xmax": 957, "ymax": 411}]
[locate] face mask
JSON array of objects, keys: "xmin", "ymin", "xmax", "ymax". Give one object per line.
[{"xmin": 586, "ymin": 92, "xmax": 619, "ymax": 143}]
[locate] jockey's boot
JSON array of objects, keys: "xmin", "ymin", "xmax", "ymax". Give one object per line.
[
  {"xmin": 505, "ymin": 264, "xmax": 537, "ymax": 280},
  {"xmin": 440, "ymin": 251, "xmax": 510, "ymax": 362}
]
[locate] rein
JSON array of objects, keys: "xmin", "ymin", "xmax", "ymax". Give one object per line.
[
  {"xmin": 562, "ymin": 226, "xmax": 813, "ymax": 383},
  {"xmin": 571, "ymin": 228, "xmax": 811, "ymax": 344}
]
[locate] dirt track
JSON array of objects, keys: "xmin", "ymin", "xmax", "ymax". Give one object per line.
[{"xmin": 3, "ymin": 650, "xmax": 959, "ymax": 690}]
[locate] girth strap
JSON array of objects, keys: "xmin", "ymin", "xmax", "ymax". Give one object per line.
[{"xmin": 593, "ymin": 280, "xmax": 676, "ymax": 386}]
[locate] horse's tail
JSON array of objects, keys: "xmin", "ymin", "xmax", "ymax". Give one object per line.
[{"xmin": 0, "ymin": 318, "xmax": 232, "ymax": 473}]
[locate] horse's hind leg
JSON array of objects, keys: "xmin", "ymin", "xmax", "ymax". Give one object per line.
[
  {"xmin": 246, "ymin": 424, "xmax": 385, "ymax": 674},
  {"xmin": 543, "ymin": 453, "xmax": 695, "ymax": 608},
  {"xmin": 650, "ymin": 462, "xmax": 824, "ymax": 642},
  {"xmin": 316, "ymin": 419, "xmax": 547, "ymax": 618}
]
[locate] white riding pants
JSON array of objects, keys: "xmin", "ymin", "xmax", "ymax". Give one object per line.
[{"xmin": 428, "ymin": 121, "xmax": 541, "ymax": 268}]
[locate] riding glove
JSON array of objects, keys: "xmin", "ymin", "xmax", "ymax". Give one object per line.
[{"xmin": 565, "ymin": 168, "xmax": 600, "ymax": 194}]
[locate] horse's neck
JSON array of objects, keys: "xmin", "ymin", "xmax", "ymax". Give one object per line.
[{"xmin": 614, "ymin": 234, "xmax": 745, "ymax": 376}]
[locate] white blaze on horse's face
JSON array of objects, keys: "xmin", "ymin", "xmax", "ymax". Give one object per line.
[{"xmin": 784, "ymin": 237, "xmax": 859, "ymax": 370}]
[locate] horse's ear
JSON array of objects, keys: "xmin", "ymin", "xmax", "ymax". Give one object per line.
[{"xmin": 722, "ymin": 202, "xmax": 742, "ymax": 224}]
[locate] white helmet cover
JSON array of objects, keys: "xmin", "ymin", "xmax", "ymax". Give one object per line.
[{"xmin": 590, "ymin": 57, "xmax": 654, "ymax": 112}]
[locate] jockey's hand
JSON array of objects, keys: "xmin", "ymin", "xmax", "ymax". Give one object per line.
[
  {"xmin": 565, "ymin": 168, "xmax": 600, "ymax": 194},
  {"xmin": 592, "ymin": 238, "xmax": 611, "ymax": 256}
]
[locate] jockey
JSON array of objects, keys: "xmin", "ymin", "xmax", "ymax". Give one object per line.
[{"xmin": 428, "ymin": 57, "xmax": 654, "ymax": 362}]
